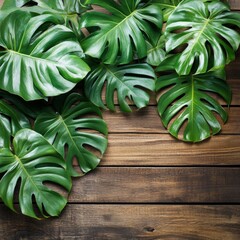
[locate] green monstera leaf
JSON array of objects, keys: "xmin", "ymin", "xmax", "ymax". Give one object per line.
[
  {"xmin": 165, "ymin": 0, "xmax": 240, "ymax": 75},
  {"xmin": 147, "ymin": 33, "xmax": 166, "ymax": 66},
  {"xmin": 0, "ymin": 10, "xmax": 90, "ymax": 100},
  {"xmin": 80, "ymin": 0, "xmax": 162, "ymax": 64},
  {"xmin": 84, "ymin": 63, "xmax": 156, "ymax": 112},
  {"xmin": 34, "ymin": 93, "xmax": 108, "ymax": 177},
  {"xmin": 0, "ymin": 129, "xmax": 72, "ymax": 219},
  {"xmin": 156, "ymin": 65, "xmax": 231, "ymax": 142}
]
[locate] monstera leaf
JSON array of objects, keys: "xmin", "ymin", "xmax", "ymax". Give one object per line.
[
  {"xmin": 84, "ymin": 63, "xmax": 155, "ymax": 112},
  {"xmin": 165, "ymin": 0, "xmax": 240, "ymax": 75},
  {"xmin": 0, "ymin": 10, "xmax": 90, "ymax": 100},
  {"xmin": 80, "ymin": 0, "xmax": 162, "ymax": 64},
  {"xmin": 34, "ymin": 93, "xmax": 108, "ymax": 177},
  {"xmin": 156, "ymin": 67, "xmax": 231, "ymax": 142},
  {"xmin": 147, "ymin": 33, "xmax": 166, "ymax": 66},
  {"xmin": 0, "ymin": 129, "xmax": 72, "ymax": 219}
]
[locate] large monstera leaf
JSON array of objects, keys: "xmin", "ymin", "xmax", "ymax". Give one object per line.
[
  {"xmin": 156, "ymin": 67, "xmax": 231, "ymax": 142},
  {"xmin": 84, "ymin": 63, "xmax": 155, "ymax": 112},
  {"xmin": 165, "ymin": 0, "xmax": 240, "ymax": 75},
  {"xmin": 80, "ymin": 0, "xmax": 162, "ymax": 64},
  {"xmin": 35, "ymin": 93, "xmax": 108, "ymax": 177},
  {"xmin": 0, "ymin": 10, "xmax": 90, "ymax": 100},
  {"xmin": 0, "ymin": 129, "xmax": 72, "ymax": 219}
]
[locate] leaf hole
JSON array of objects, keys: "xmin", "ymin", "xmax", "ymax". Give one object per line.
[
  {"xmin": 23, "ymin": 1, "xmax": 37, "ymax": 7},
  {"xmin": 82, "ymin": 143, "xmax": 102, "ymax": 159}
]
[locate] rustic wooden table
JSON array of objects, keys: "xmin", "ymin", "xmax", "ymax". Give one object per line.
[{"xmin": 0, "ymin": 1, "xmax": 240, "ymax": 239}]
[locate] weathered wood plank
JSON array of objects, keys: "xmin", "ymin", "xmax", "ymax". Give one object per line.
[
  {"xmin": 229, "ymin": 0, "xmax": 240, "ymax": 10},
  {"xmin": 0, "ymin": 205, "xmax": 239, "ymax": 240},
  {"xmin": 100, "ymin": 134, "xmax": 240, "ymax": 166},
  {"xmin": 103, "ymin": 107, "xmax": 240, "ymax": 134},
  {"xmin": 69, "ymin": 167, "xmax": 240, "ymax": 203}
]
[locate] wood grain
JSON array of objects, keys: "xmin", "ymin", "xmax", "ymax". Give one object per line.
[
  {"xmin": 69, "ymin": 167, "xmax": 240, "ymax": 203},
  {"xmin": 101, "ymin": 134, "xmax": 240, "ymax": 166},
  {"xmin": 229, "ymin": 0, "xmax": 240, "ymax": 10},
  {"xmin": 103, "ymin": 107, "xmax": 240, "ymax": 134},
  {"xmin": 0, "ymin": 204, "xmax": 239, "ymax": 240}
]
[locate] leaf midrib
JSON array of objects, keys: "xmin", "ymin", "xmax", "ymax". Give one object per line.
[
  {"xmin": 14, "ymin": 154, "xmax": 41, "ymax": 196},
  {"xmin": 182, "ymin": 18, "xmax": 210, "ymax": 66},
  {"xmin": 5, "ymin": 49, "xmax": 61, "ymax": 66},
  {"xmin": 57, "ymin": 115, "xmax": 85, "ymax": 160},
  {"xmin": 97, "ymin": 9, "xmax": 137, "ymax": 39},
  {"xmin": 104, "ymin": 65, "xmax": 138, "ymax": 98}
]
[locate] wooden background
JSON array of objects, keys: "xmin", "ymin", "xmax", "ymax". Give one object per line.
[{"xmin": 0, "ymin": 1, "xmax": 240, "ymax": 239}]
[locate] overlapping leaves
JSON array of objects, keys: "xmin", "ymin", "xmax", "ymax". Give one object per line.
[
  {"xmin": 35, "ymin": 93, "xmax": 108, "ymax": 177},
  {"xmin": 80, "ymin": 0, "xmax": 162, "ymax": 64},
  {"xmin": 0, "ymin": 0, "xmax": 239, "ymax": 221},
  {"xmin": 165, "ymin": 0, "xmax": 240, "ymax": 75},
  {"xmin": 0, "ymin": 95, "xmax": 72, "ymax": 219},
  {"xmin": 0, "ymin": 129, "xmax": 71, "ymax": 219}
]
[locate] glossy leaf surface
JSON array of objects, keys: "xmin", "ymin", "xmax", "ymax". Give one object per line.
[
  {"xmin": 147, "ymin": 33, "xmax": 166, "ymax": 66},
  {"xmin": 0, "ymin": 10, "xmax": 90, "ymax": 100},
  {"xmin": 34, "ymin": 0, "xmax": 90, "ymax": 36},
  {"xmin": 84, "ymin": 63, "xmax": 155, "ymax": 112},
  {"xmin": 165, "ymin": 0, "xmax": 240, "ymax": 75},
  {"xmin": 35, "ymin": 93, "xmax": 108, "ymax": 177},
  {"xmin": 80, "ymin": 0, "xmax": 162, "ymax": 64},
  {"xmin": 156, "ymin": 66, "xmax": 231, "ymax": 142},
  {"xmin": 0, "ymin": 129, "xmax": 71, "ymax": 219}
]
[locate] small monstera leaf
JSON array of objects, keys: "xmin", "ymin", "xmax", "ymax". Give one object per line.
[
  {"xmin": 147, "ymin": 33, "xmax": 166, "ymax": 66},
  {"xmin": 165, "ymin": 0, "xmax": 240, "ymax": 75},
  {"xmin": 84, "ymin": 63, "xmax": 155, "ymax": 112},
  {"xmin": 156, "ymin": 66, "xmax": 231, "ymax": 142},
  {"xmin": 34, "ymin": 93, "xmax": 108, "ymax": 177},
  {"xmin": 0, "ymin": 10, "xmax": 90, "ymax": 100},
  {"xmin": 80, "ymin": 0, "xmax": 162, "ymax": 64},
  {"xmin": 0, "ymin": 129, "xmax": 72, "ymax": 219}
]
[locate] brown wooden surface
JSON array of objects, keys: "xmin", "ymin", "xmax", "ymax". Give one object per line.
[
  {"xmin": 1, "ymin": 205, "xmax": 240, "ymax": 240},
  {"xmin": 0, "ymin": 0, "xmax": 240, "ymax": 239}
]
